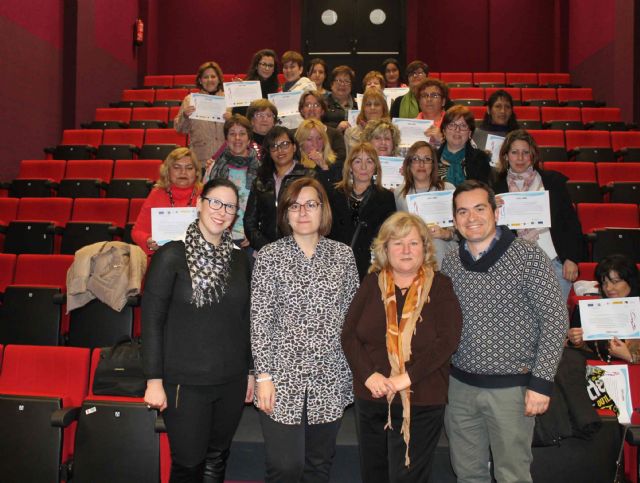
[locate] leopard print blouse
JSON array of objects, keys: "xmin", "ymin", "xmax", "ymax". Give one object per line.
[{"xmin": 251, "ymin": 236, "xmax": 359, "ymax": 424}]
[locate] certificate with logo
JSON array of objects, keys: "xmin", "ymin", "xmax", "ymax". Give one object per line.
[
  {"xmin": 378, "ymin": 156, "xmax": 404, "ymax": 189},
  {"xmin": 406, "ymin": 190, "xmax": 455, "ymax": 227},
  {"xmin": 223, "ymin": 81, "xmax": 262, "ymax": 108},
  {"xmin": 190, "ymin": 94, "xmax": 226, "ymax": 122},
  {"xmin": 579, "ymin": 297, "xmax": 640, "ymax": 340},
  {"xmin": 152, "ymin": 207, "xmax": 198, "ymax": 246},
  {"xmin": 497, "ymin": 190, "xmax": 551, "ymax": 229}
]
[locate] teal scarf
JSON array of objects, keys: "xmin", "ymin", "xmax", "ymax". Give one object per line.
[{"xmin": 442, "ymin": 145, "xmax": 466, "ymax": 187}]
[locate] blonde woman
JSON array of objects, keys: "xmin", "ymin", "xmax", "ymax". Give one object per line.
[
  {"xmin": 345, "ymin": 89, "xmax": 390, "ymax": 157},
  {"xmin": 295, "ymin": 118, "xmax": 342, "ymax": 184},
  {"xmin": 362, "ymin": 119, "xmax": 401, "ymax": 158},
  {"xmin": 328, "ymin": 142, "xmax": 396, "ymax": 279}
]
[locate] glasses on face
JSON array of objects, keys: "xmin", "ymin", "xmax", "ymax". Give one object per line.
[
  {"xmin": 303, "ymin": 102, "xmax": 321, "ymax": 110},
  {"xmin": 335, "ymin": 78, "xmax": 352, "ymax": 86},
  {"xmin": 410, "ymin": 156, "xmax": 433, "ymax": 166},
  {"xmin": 254, "ymin": 111, "xmax": 274, "ymax": 119},
  {"xmin": 445, "ymin": 122, "xmax": 470, "ymax": 132},
  {"xmin": 201, "ymin": 196, "xmax": 238, "ymax": 215},
  {"xmin": 270, "ymin": 140, "xmax": 293, "ymax": 152},
  {"xmin": 258, "ymin": 62, "xmax": 275, "ymax": 69},
  {"xmin": 420, "ymin": 92, "xmax": 442, "ymax": 100},
  {"xmin": 408, "ymin": 70, "xmax": 426, "ymax": 79},
  {"xmin": 288, "ymin": 200, "xmax": 322, "ymax": 212}
]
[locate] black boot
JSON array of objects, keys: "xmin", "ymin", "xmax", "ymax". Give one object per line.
[{"xmin": 202, "ymin": 448, "xmax": 230, "ymax": 483}]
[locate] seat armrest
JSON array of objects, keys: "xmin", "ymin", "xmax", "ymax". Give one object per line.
[
  {"xmin": 155, "ymin": 413, "xmax": 167, "ymax": 433},
  {"xmin": 51, "ymin": 406, "xmax": 81, "ymax": 427}
]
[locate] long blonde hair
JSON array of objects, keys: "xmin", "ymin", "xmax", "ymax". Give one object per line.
[
  {"xmin": 295, "ymin": 119, "xmax": 336, "ymax": 169},
  {"xmin": 335, "ymin": 142, "xmax": 384, "ymax": 195}
]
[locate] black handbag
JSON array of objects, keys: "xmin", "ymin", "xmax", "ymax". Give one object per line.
[{"xmin": 92, "ymin": 339, "xmax": 146, "ymax": 397}]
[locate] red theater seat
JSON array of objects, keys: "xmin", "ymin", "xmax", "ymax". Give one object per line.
[
  {"xmin": 144, "ymin": 75, "xmax": 174, "ymax": 88},
  {"xmin": 565, "ymin": 130, "xmax": 614, "ymax": 162},
  {"xmin": 557, "ymin": 88, "xmax": 596, "ymax": 107},
  {"xmin": 506, "ymin": 72, "xmax": 538, "ymax": 87},
  {"xmin": 541, "ymin": 107, "xmax": 583, "ymax": 130},
  {"xmin": 173, "ymin": 74, "xmax": 196, "ymax": 87},
  {"xmin": 97, "ymin": 129, "xmax": 145, "ymax": 160},
  {"xmin": 131, "ymin": 107, "xmax": 170, "ymax": 129},
  {"xmin": 440, "ymin": 72, "xmax": 473, "ymax": 87},
  {"xmin": 85, "ymin": 107, "xmax": 131, "ymax": 129},
  {"xmin": 611, "ymin": 132, "xmax": 640, "ymax": 162},
  {"xmin": 45, "ymin": 130, "xmax": 103, "ymax": 160},
  {"xmin": 538, "ymin": 73, "xmax": 571, "ymax": 87},
  {"xmin": 7, "ymin": 160, "xmax": 66, "ymax": 198},
  {"xmin": 528, "ymin": 130, "xmax": 567, "ymax": 161},
  {"xmin": 581, "ymin": 108, "xmax": 626, "ymax": 131},
  {"xmin": 522, "ymin": 88, "xmax": 559, "ymax": 107},
  {"xmin": 59, "ymin": 160, "xmax": 114, "ymax": 198},
  {"xmin": 473, "ymin": 72, "xmax": 505, "ymax": 87}
]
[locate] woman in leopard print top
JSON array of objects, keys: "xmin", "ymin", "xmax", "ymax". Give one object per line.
[{"xmin": 251, "ymin": 177, "xmax": 359, "ymax": 482}]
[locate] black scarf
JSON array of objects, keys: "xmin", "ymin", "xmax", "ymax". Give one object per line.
[{"xmin": 459, "ymin": 226, "xmax": 515, "ymax": 272}]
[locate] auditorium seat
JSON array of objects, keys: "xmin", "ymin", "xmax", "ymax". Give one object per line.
[
  {"xmin": 114, "ymin": 89, "xmax": 155, "ymax": 108},
  {"xmin": 139, "ymin": 129, "xmax": 186, "ymax": 159},
  {"xmin": 106, "ymin": 159, "xmax": 161, "ymax": 198},
  {"xmin": 557, "ymin": 88, "xmax": 597, "ymax": 107},
  {"xmin": 565, "ymin": 182, "xmax": 602, "ymax": 204},
  {"xmin": 4, "ymin": 197, "xmax": 73, "ymax": 254},
  {"xmin": 449, "ymin": 87, "xmax": 485, "ymax": 106},
  {"xmin": 60, "ymin": 198, "xmax": 129, "ymax": 254},
  {"xmin": 611, "ymin": 132, "xmax": 640, "ymax": 162},
  {"xmin": 467, "ymin": 105, "xmax": 487, "ymax": 122},
  {"xmin": 152, "ymin": 88, "xmax": 189, "ymax": 107},
  {"xmin": 58, "ymin": 159, "xmax": 114, "ymax": 198},
  {"xmin": 506, "ymin": 72, "xmax": 538, "ymax": 88},
  {"xmin": 473, "ymin": 72, "xmax": 505, "ymax": 87},
  {"xmin": 522, "ymin": 88, "xmax": 559, "ymax": 107},
  {"xmin": 538, "ymin": 73, "xmax": 571, "ymax": 87},
  {"xmin": 96, "ymin": 129, "xmax": 145, "ymax": 160},
  {"xmin": 83, "ymin": 108, "xmax": 131, "ymax": 129},
  {"xmin": 577, "ymin": 203, "xmax": 639, "ymax": 234},
  {"xmin": 173, "ymin": 74, "xmax": 196, "ymax": 88},
  {"xmin": 130, "ymin": 107, "xmax": 169, "ymax": 129},
  {"xmin": 67, "ymin": 297, "xmax": 135, "ymax": 348},
  {"xmin": 0, "ymin": 345, "xmax": 90, "ymax": 482},
  {"xmin": 513, "ymin": 105, "xmax": 542, "ymax": 130},
  {"xmin": 541, "ymin": 107, "xmax": 584, "ymax": 130},
  {"xmin": 6, "ymin": 159, "xmax": 66, "ymax": 197},
  {"xmin": 0, "ymin": 198, "xmax": 19, "ymax": 252},
  {"xmin": 597, "ymin": 163, "xmax": 640, "ymax": 204},
  {"xmin": 45, "ymin": 129, "xmax": 103, "ymax": 160},
  {"xmin": 124, "ymin": 198, "xmax": 146, "ymax": 244},
  {"xmin": 581, "ymin": 107, "xmax": 627, "ymax": 131},
  {"xmin": 484, "ymin": 87, "xmax": 521, "ymax": 104},
  {"xmin": 543, "ymin": 162, "xmax": 596, "ymax": 182},
  {"xmin": 0, "ymin": 253, "xmax": 17, "ymax": 295},
  {"xmin": 144, "ymin": 75, "xmax": 174, "ymax": 88},
  {"xmin": 565, "ymin": 130, "xmax": 615, "ymax": 162},
  {"xmin": 440, "ymin": 72, "xmax": 473, "ymax": 87},
  {"xmin": 167, "ymin": 106, "xmax": 181, "ymax": 128},
  {"xmin": 528, "ymin": 130, "xmax": 567, "ymax": 161},
  {"xmin": 71, "ymin": 347, "xmax": 163, "ymax": 483}
]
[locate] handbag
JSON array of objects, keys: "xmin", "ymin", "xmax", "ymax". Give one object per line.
[{"xmin": 92, "ymin": 339, "xmax": 146, "ymax": 397}]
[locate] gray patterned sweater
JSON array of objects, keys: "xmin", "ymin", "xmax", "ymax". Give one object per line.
[{"xmin": 441, "ymin": 229, "xmax": 567, "ymax": 396}]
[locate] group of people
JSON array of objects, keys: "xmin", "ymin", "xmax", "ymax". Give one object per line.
[{"xmin": 135, "ymin": 52, "xmax": 638, "ymax": 483}]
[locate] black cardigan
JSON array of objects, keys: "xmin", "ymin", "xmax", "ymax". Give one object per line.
[
  {"xmin": 437, "ymin": 141, "xmax": 493, "ymax": 185},
  {"xmin": 243, "ymin": 163, "xmax": 317, "ymax": 251},
  {"xmin": 142, "ymin": 242, "xmax": 251, "ymax": 385},
  {"xmin": 328, "ymin": 186, "xmax": 396, "ymax": 280},
  {"xmin": 493, "ymin": 169, "xmax": 584, "ymax": 264}
]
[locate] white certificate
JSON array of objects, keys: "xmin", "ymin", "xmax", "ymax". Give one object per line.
[
  {"xmin": 278, "ymin": 113, "xmax": 304, "ymax": 130},
  {"xmin": 392, "ymin": 118, "xmax": 433, "ymax": 147},
  {"xmin": 347, "ymin": 110, "xmax": 360, "ymax": 127},
  {"xmin": 579, "ymin": 297, "xmax": 640, "ymax": 340},
  {"xmin": 486, "ymin": 134, "xmax": 505, "ymax": 167},
  {"xmin": 190, "ymin": 94, "xmax": 226, "ymax": 122},
  {"xmin": 406, "ymin": 190, "xmax": 455, "ymax": 227},
  {"xmin": 223, "ymin": 81, "xmax": 262, "ymax": 108},
  {"xmin": 152, "ymin": 207, "xmax": 198, "ymax": 246},
  {"xmin": 586, "ymin": 364, "xmax": 633, "ymax": 424},
  {"xmin": 378, "ymin": 156, "xmax": 404, "ymax": 189},
  {"xmin": 384, "ymin": 87, "xmax": 409, "ymax": 109},
  {"xmin": 268, "ymin": 90, "xmax": 304, "ymax": 117},
  {"xmin": 356, "ymin": 93, "xmax": 364, "ymax": 109},
  {"xmin": 497, "ymin": 190, "xmax": 551, "ymax": 229}
]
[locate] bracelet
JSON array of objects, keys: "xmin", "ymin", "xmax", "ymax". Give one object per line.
[{"xmin": 256, "ymin": 375, "xmax": 273, "ymax": 383}]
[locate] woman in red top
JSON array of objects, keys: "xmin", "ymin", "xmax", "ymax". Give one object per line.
[{"xmin": 132, "ymin": 147, "xmax": 202, "ymax": 255}]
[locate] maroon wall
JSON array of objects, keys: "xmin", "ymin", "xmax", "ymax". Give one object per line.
[{"xmin": 0, "ymin": 0, "xmax": 64, "ymax": 181}]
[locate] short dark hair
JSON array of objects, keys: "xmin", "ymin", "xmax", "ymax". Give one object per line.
[
  {"xmin": 298, "ymin": 91, "xmax": 328, "ymax": 116},
  {"xmin": 278, "ymin": 177, "xmax": 332, "ymax": 237},
  {"xmin": 406, "ymin": 60, "xmax": 429, "ymax": 76},
  {"xmin": 201, "ymin": 177, "xmax": 239, "ymax": 202},
  {"xmin": 441, "ymin": 105, "xmax": 476, "ymax": 136},
  {"xmin": 452, "ymin": 180, "xmax": 497, "ymax": 212},
  {"xmin": 223, "ymin": 114, "xmax": 253, "ymax": 140},
  {"xmin": 246, "ymin": 99, "xmax": 278, "ymax": 121},
  {"xmin": 259, "ymin": 126, "xmax": 298, "ymax": 179},
  {"xmin": 330, "ymin": 65, "xmax": 355, "ymax": 84},
  {"xmin": 595, "ymin": 254, "xmax": 639, "ymax": 297}
]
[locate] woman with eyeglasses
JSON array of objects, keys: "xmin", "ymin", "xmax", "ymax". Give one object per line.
[
  {"xmin": 361, "ymin": 119, "xmax": 401, "ymax": 158},
  {"xmin": 143, "ymin": 177, "xmax": 253, "ymax": 482},
  {"xmin": 389, "ymin": 60, "xmax": 429, "ymax": 119},
  {"xmin": 298, "ymin": 91, "xmax": 347, "ymax": 163},
  {"xmin": 132, "ymin": 147, "xmax": 202, "ymax": 255},
  {"xmin": 395, "ymin": 141, "xmax": 457, "ymax": 269},
  {"xmin": 252, "ymin": 177, "xmax": 359, "ymax": 482},
  {"xmin": 414, "ymin": 78, "xmax": 450, "ymax": 148},
  {"xmin": 324, "ymin": 65, "xmax": 357, "ymax": 132},
  {"xmin": 344, "ymin": 88, "xmax": 390, "ymax": 157},
  {"xmin": 328, "ymin": 142, "xmax": 396, "ymax": 280},
  {"xmin": 437, "ymin": 105, "xmax": 492, "ymax": 186},
  {"xmin": 174, "ymin": 61, "xmax": 228, "ymax": 165},
  {"xmin": 245, "ymin": 49, "xmax": 280, "ymax": 98},
  {"xmin": 244, "ymin": 126, "xmax": 316, "ymax": 251}
]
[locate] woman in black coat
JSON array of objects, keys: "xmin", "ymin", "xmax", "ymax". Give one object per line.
[{"xmin": 328, "ymin": 142, "xmax": 396, "ymax": 280}]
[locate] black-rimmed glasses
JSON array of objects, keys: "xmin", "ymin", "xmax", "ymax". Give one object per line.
[{"xmin": 201, "ymin": 196, "xmax": 238, "ymax": 215}]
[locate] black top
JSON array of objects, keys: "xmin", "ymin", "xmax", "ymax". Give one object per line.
[
  {"xmin": 322, "ymin": 93, "xmax": 355, "ymax": 128},
  {"xmin": 492, "ymin": 169, "xmax": 584, "ymax": 264},
  {"xmin": 243, "ymin": 163, "xmax": 318, "ymax": 251},
  {"xmin": 142, "ymin": 241, "xmax": 251, "ymax": 385},
  {"xmin": 328, "ymin": 185, "xmax": 396, "ymax": 280},
  {"xmin": 437, "ymin": 141, "xmax": 493, "ymax": 185}
]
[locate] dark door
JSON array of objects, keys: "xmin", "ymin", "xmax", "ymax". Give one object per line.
[{"xmin": 302, "ymin": 0, "xmax": 406, "ymax": 92}]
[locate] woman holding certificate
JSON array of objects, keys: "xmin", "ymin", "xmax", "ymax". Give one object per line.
[
  {"xmin": 132, "ymin": 147, "xmax": 202, "ymax": 255},
  {"xmin": 437, "ymin": 105, "xmax": 492, "ymax": 186},
  {"xmin": 567, "ymin": 254, "xmax": 640, "ymax": 363},
  {"xmin": 174, "ymin": 61, "xmax": 227, "ymax": 164},
  {"xmin": 493, "ymin": 129, "xmax": 583, "ymax": 299},
  {"xmin": 415, "ymin": 78, "xmax": 450, "ymax": 148},
  {"xmin": 342, "ymin": 212, "xmax": 462, "ymax": 483},
  {"xmin": 344, "ymin": 89, "xmax": 390, "ymax": 157},
  {"xmin": 328, "ymin": 142, "xmax": 396, "ymax": 280},
  {"xmin": 143, "ymin": 178, "xmax": 253, "ymax": 482},
  {"xmin": 395, "ymin": 141, "xmax": 456, "ymax": 269}
]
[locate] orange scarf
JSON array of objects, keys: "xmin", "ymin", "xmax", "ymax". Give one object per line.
[{"xmin": 378, "ymin": 266, "xmax": 433, "ymax": 466}]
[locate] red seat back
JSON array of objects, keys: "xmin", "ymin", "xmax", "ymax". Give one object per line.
[
  {"xmin": 565, "ymin": 130, "xmax": 611, "ymax": 150},
  {"xmin": 541, "ymin": 107, "xmax": 581, "ymax": 122},
  {"xmin": 581, "ymin": 108, "xmax": 622, "ymax": 123},
  {"xmin": 16, "ymin": 160, "xmax": 66, "ymax": 182},
  {"xmin": 95, "ymin": 108, "xmax": 131, "ymax": 123},
  {"xmin": 144, "ymin": 129, "xmax": 187, "ymax": 146},
  {"xmin": 506, "ymin": 72, "xmax": 538, "ymax": 85},
  {"xmin": 513, "ymin": 105, "xmax": 541, "ymax": 121},
  {"xmin": 13, "ymin": 254, "xmax": 74, "ymax": 288},
  {"xmin": 522, "ymin": 88, "xmax": 558, "ymax": 101},
  {"xmin": 144, "ymin": 75, "xmax": 173, "ymax": 88},
  {"xmin": 101, "ymin": 129, "xmax": 145, "ymax": 147},
  {"xmin": 543, "ymin": 162, "xmax": 596, "ymax": 182},
  {"xmin": 528, "ymin": 129, "xmax": 565, "ymax": 147},
  {"xmin": 128, "ymin": 198, "xmax": 146, "ymax": 223},
  {"xmin": 113, "ymin": 159, "xmax": 162, "ymax": 180},
  {"xmin": 440, "ymin": 72, "xmax": 473, "ymax": 84},
  {"xmin": 132, "ymin": 107, "xmax": 169, "ymax": 122},
  {"xmin": 473, "ymin": 72, "xmax": 505, "ymax": 85},
  {"xmin": 596, "ymin": 163, "xmax": 640, "ymax": 186},
  {"xmin": 122, "ymin": 89, "xmax": 155, "ymax": 103},
  {"xmin": 173, "ymin": 74, "xmax": 196, "ymax": 86},
  {"xmin": 484, "ymin": 87, "xmax": 521, "ymax": 101},
  {"xmin": 0, "ymin": 198, "xmax": 19, "ymax": 223},
  {"xmin": 154, "ymin": 89, "xmax": 188, "ymax": 101},
  {"xmin": 611, "ymin": 132, "xmax": 640, "ymax": 151},
  {"xmin": 72, "ymin": 198, "xmax": 129, "ymax": 227},
  {"xmin": 17, "ymin": 198, "xmax": 73, "ymax": 225},
  {"xmin": 65, "ymin": 160, "xmax": 114, "ymax": 182},
  {"xmin": 538, "ymin": 73, "xmax": 571, "ymax": 86},
  {"xmin": 0, "ymin": 254, "xmax": 17, "ymax": 292},
  {"xmin": 449, "ymin": 87, "xmax": 484, "ymax": 100},
  {"xmin": 557, "ymin": 88, "xmax": 593, "ymax": 102},
  {"xmin": 61, "ymin": 129, "xmax": 103, "ymax": 147},
  {"xmin": 577, "ymin": 203, "xmax": 639, "ymax": 234}
]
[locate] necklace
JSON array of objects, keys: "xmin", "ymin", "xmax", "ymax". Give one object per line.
[{"xmin": 167, "ymin": 186, "xmax": 197, "ymax": 207}]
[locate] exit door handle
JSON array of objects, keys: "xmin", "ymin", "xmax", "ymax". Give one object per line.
[{"xmin": 351, "ymin": 38, "xmax": 358, "ymax": 54}]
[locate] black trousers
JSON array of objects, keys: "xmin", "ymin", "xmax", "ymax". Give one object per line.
[
  {"xmin": 259, "ymin": 408, "xmax": 342, "ymax": 483},
  {"xmin": 163, "ymin": 379, "xmax": 246, "ymax": 483},
  {"xmin": 355, "ymin": 397, "xmax": 445, "ymax": 483}
]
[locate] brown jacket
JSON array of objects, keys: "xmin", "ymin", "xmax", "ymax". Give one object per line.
[
  {"xmin": 66, "ymin": 241, "xmax": 147, "ymax": 313},
  {"xmin": 174, "ymin": 93, "xmax": 225, "ymax": 163},
  {"xmin": 341, "ymin": 271, "xmax": 462, "ymax": 405}
]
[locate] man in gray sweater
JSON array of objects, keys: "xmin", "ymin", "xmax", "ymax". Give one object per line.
[{"xmin": 441, "ymin": 180, "xmax": 567, "ymax": 483}]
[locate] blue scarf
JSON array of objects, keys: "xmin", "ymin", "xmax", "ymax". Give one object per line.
[{"xmin": 442, "ymin": 144, "xmax": 466, "ymax": 187}]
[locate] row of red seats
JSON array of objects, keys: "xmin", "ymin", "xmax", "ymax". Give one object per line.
[
  {"xmin": 451, "ymin": 87, "xmax": 598, "ymax": 105},
  {"xmin": 0, "ymin": 344, "xmax": 170, "ymax": 482},
  {"xmin": 86, "ymin": 106, "xmax": 181, "ymax": 129},
  {"xmin": 49, "ymin": 129, "xmax": 186, "ymax": 151},
  {"xmin": 525, "ymin": 130, "xmax": 640, "ymax": 162}
]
